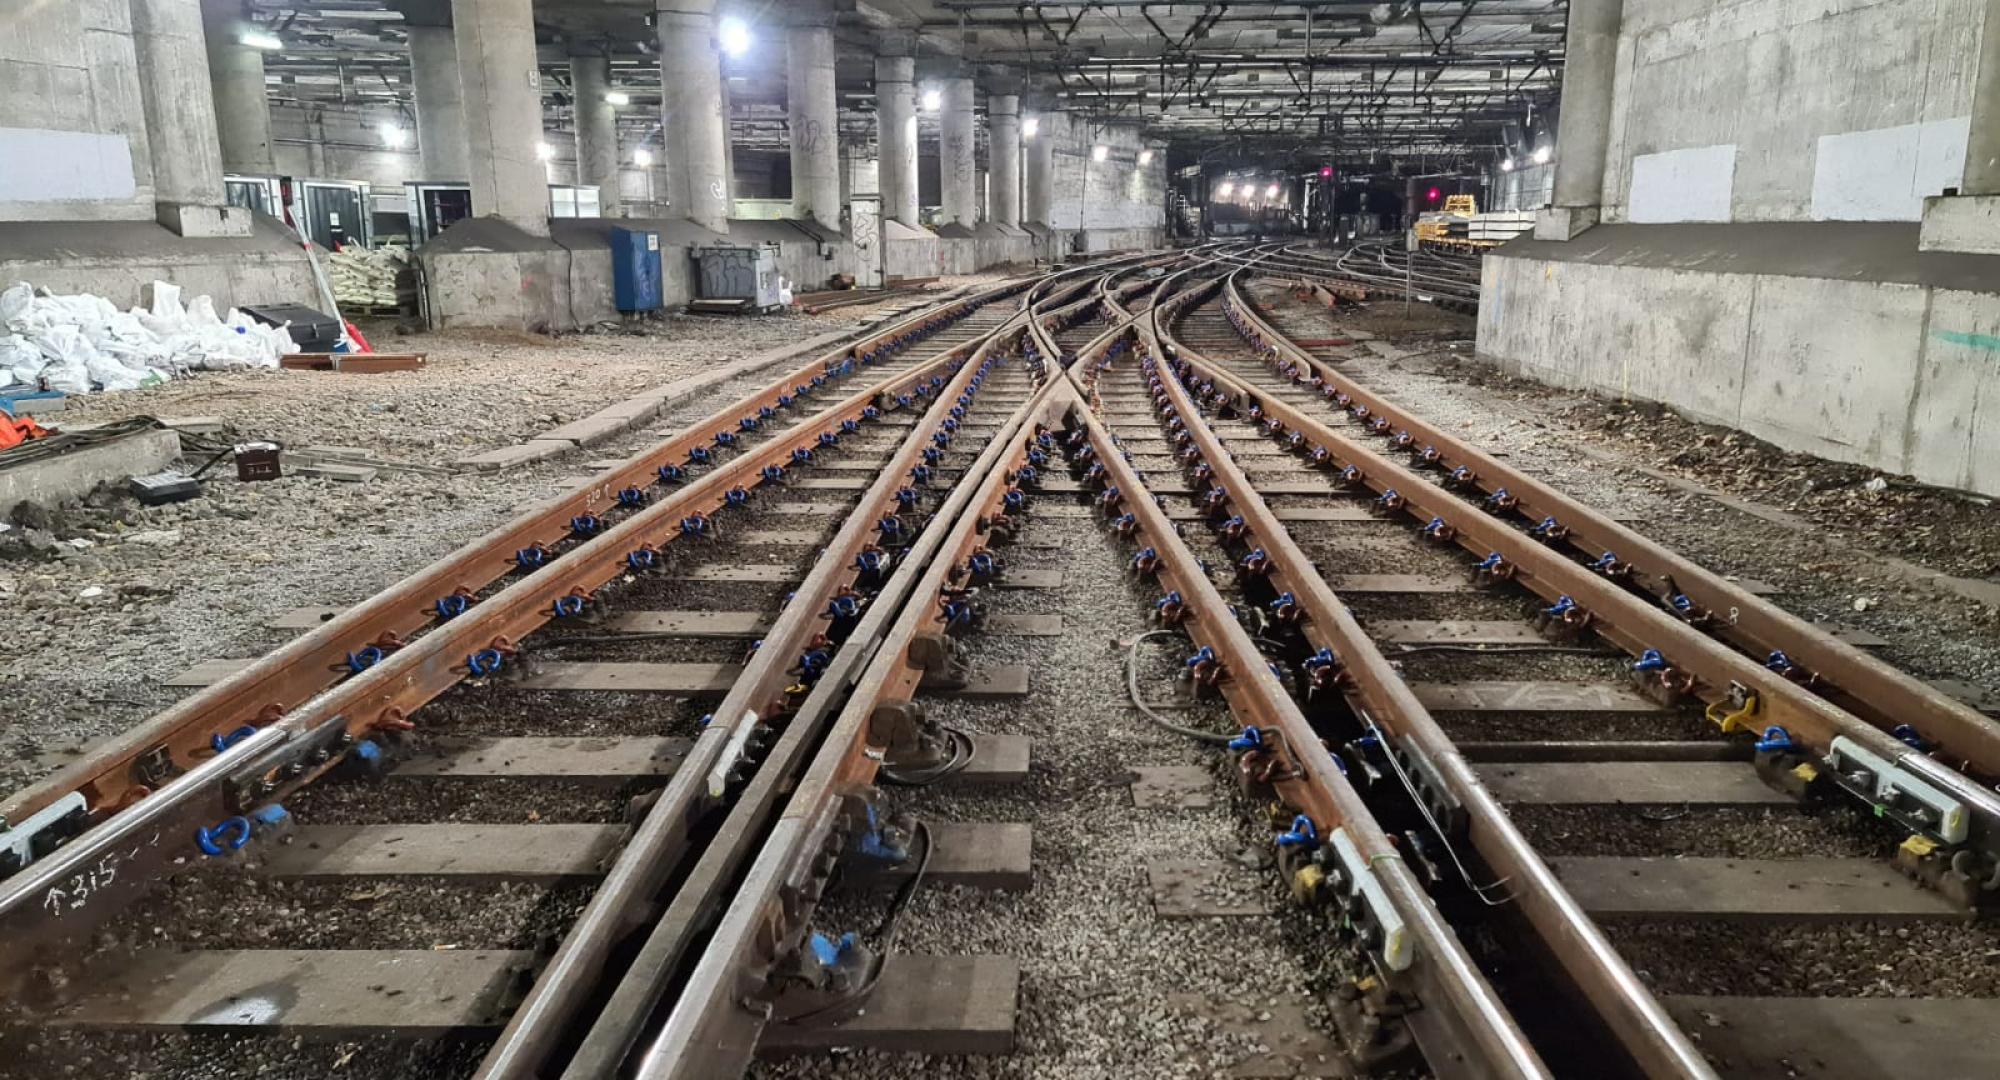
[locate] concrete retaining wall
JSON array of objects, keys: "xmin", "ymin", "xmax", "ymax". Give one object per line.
[
  {"xmin": 1602, "ymin": 0, "xmax": 1985, "ymax": 224},
  {"xmin": 1478, "ymin": 224, "xmax": 2000, "ymax": 496},
  {"xmin": 0, "ymin": 216, "xmax": 316, "ymax": 312}
]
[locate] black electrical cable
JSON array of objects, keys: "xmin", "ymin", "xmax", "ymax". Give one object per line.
[{"xmin": 775, "ymin": 819, "xmax": 934, "ymax": 1027}]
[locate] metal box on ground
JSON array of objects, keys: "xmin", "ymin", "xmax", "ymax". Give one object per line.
[
  {"xmin": 690, "ymin": 243, "xmax": 783, "ymax": 314},
  {"xmin": 242, "ymin": 304, "xmax": 342, "ymax": 352},
  {"xmin": 610, "ymin": 228, "xmax": 664, "ymax": 313}
]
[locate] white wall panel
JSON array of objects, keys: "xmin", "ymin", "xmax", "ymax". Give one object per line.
[
  {"xmin": 1628, "ymin": 144, "xmax": 1736, "ymax": 222},
  {"xmin": 1811, "ymin": 117, "xmax": 1969, "ymax": 220},
  {"xmin": 0, "ymin": 126, "xmax": 136, "ymax": 201}
]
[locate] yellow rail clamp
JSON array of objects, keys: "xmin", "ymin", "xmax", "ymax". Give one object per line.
[
  {"xmin": 1792, "ymin": 761, "xmax": 1820, "ymax": 785},
  {"xmin": 1705, "ymin": 693, "xmax": 1760, "ymax": 735},
  {"xmin": 1901, "ymin": 834, "xmax": 1939, "ymax": 859}
]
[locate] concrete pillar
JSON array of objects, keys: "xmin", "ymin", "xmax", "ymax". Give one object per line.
[
  {"xmin": 1024, "ymin": 107, "xmax": 1057, "ymax": 226},
  {"xmin": 452, "ymin": 0, "xmax": 547, "ymax": 235},
  {"xmin": 786, "ymin": 13, "xmax": 841, "ymax": 228},
  {"xmin": 131, "ymin": 0, "xmax": 247, "ymax": 236},
  {"xmin": 571, "ymin": 53, "xmax": 622, "ymax": 218},
  {"xmin": 199, "ymin": 0, "xmax": 274, "ymax": 175},
  {"xmin": 657, "ymin": 0, "xmax": 731, "ymax": 231},
  {"xmin": 875, "ymin": 53, "xmax": 920, "ymax": 228},
  {"xmin": 1962, "ymin": 0, "xmax": 2000, "ymax": 194},
  {"xmin": 409, "ymin": 23, "xmax": 471, "ymax": 180},
  {"xmin": 988, "ymin": 94, "xmax": 1020, "ymax": 227},
  {"xmin": 939, "ymin": 76, "xmax": 977, "ymax": 229},
  {"xmin": 1538, "ymin": 0, "xmax": 1621, "ymax": 239},
  {"xmin": 1920, "ymin": 0, "xmax": 2000, "ymax": 252}
]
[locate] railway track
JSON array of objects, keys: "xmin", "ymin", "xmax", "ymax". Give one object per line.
[{"xmin": 2, "ymin": 245, "xmax": 1996, "ymax": 1079}]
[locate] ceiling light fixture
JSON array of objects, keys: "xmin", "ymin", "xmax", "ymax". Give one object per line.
[
  {"xmin": 1217, "ymin": 181, "xmax": 1234, "ymax": 197},
  {"xmin": 1500, "ymin": 157, "xmax": 1515, "ymax": 172},
  {"xmin": 605, "ymin": 91, "xmax": 631, "ymax": 106},
  {"xmin": 1137, "ymin": 149, "xmax": 1153, "ymax": 166},
  {"xmin": 1092, "ymin": 144, "xmax": 1109, "ymax": 163},
  {"xmin": 921, "ymin": 87, "xmax": 942, "ymax": 111},
  {"xmin": 1022, "ymin": 116, "xmax": 1040, "ymax": 138},
  {"xmin": 719, "ymin": 16, "xmax": 752, "ymax": 58},
  {"xmin": 536, "ymin": 141, "xmax": 555, "ymax": 161},
  {"xmin": 239, "ymin": 29, "xmax": 282, "ymax": 50},
  {"xmin": 635, "ymin": 148, "xmax": 653, "ymax": 167},
  {"xmin": 1533, "ymin": 144, "xmax": 1552, "ymax": 165},
  {"xmin": 378, "ymin": 123, "xmax": 408, "ymax": 148}
]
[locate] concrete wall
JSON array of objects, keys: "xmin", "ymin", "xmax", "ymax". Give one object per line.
[
  {"xmin": 1602, "ymin": 0, "xmax": 1984, "ymax": 223},
  {"xmin": 1046, "ymin": 124, "xmax": 1164, "ymax": 233},
  {"xmin": 0, "ymin": 0, "xmax": 156, "ymax": 222},
  {"xmin": 0, "ymin": 215, "xmax": 315, "ymax": 311},
  {"xmin": 1478, "ymin": 224, "xmax": 2000, "ymax": 495}
]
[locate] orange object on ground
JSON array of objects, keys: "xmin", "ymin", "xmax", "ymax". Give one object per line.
[{"xmin": 0, "ymin": 411, "xmax": 50, "ymax": 451}]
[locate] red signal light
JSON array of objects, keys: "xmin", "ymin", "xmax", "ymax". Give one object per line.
[
  {"xmin": 1427, "ymin": 186, "xmax": 1442, "ymax": 202},
  {"xmin": 1320, "ymin": 166, "xmax": 1333, "ymax": 179}
]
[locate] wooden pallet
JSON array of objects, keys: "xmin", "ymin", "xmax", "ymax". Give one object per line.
[{"xmin": 280, "ymin": 352, "xmax": 428, "ymax": 373}]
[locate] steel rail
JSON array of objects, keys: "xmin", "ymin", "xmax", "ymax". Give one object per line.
[
  {"xmin": 0, "ymin": 331, "xmax": 988, "ymax": 954},
  {"xmin": 477, "ymin": 308, "xmax": 1040, "ymax": 1079},
  {"xmin": 626, "ymin": 353, "xmax": 1064, "ymax": 1080},
  {"xmin": 1160, "ymin": 276, "xmax": 2000, "ymax": 857},
  {"xmin": 1140, "ymin": 282, "xmax": 1716, "ymax": 1079},
  {"xmin": 1217, "ymin": 273, "xmax": 2000, "ymax": 781},
  {"xmin": 0, "ymin": 280, "xmax": 1032, "ymax": 835},
  {"xmin": 1061, "ymin": 344, "xmax": 1549, "ymax": 1079}
]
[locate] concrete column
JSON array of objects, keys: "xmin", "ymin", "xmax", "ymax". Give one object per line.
[
  {"xmin": 988, "ymin": 94, "xmax": 1020, "ymax": 227},
  {"xmin": 1920, "ymin": 0, "xmax": 2000, "ymax": 252},
  {"xmin": 131, "ymin": 0, "xmax": 247, "ymax": 235},
  {"xmin": 657, "ymin": 0, "xmax": 731, "ymax": 231},
  {"xmin": 875, "ymin": 53, "xmax": 920, "ymax": 228},
  {"xmin": 409, "ymin": 23, "xmax": 471, "ymax": 180},
  {"xmin": 200, "ymin": 0, "xmax": 274, "ymax": 174},
  {"xmin": 1024, "ymin": 107, "xmax": 1057, "ymax": 225},
  {"xmin": 939, "ymin": 76, "xmax": 977, "ymax": 228},
  {"xmin": 1538, "ymin": 0, "xmax": 1621, "ymax": 239},
  {"xmin": 452, "ymin": 0, "xmax": 547, "ymax": 235},
  {"xmin": 571, "ymin": 53, "xmax": 622, "ymax": 218},
  {"xmin": 1962, "ymin": 0, "xmax": 2000, "ymax": 194},
  {"xmin": 786, "ymin": 12, "xmax": 841, "ymax": 228}
]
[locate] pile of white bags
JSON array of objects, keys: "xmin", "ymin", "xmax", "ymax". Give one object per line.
[
  {"xmin": 326, "ymin": 247, "xmax": 409, "ymax": 308},
  {"xmin": 0, "ymin": 280, "xmax": 298, "ymax": 396}
]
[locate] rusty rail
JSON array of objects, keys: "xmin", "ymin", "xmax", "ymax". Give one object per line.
[
  {"xmin": 478, "ymin": 309, "xmax": 1041, "ymax": 1078},
  {"xmin": 624, "ymin": 354, "xmax": 1064, "ymax": 1080},
  {"xmin": 1135, "ymin": 272, "xmax": 1715, "ymax": 1078},
  {"xmin": 1163, "ymin": 272, "xmax": 2000, "ymax": 859},
  {"xmin": 1223, "ymin": 272, "xmax": 1998, "ymax": 769}
]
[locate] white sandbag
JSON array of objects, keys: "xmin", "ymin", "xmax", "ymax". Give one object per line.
[
  {"xmin": 29, "ymin": 325, "xmax": 92, "ymax": 394},
  {"xmin": 0, "ymin": 282, "xmax": 33, "ymax": 327},
  {"xmin": 1, "ymin": 333, "xmax": 42, "ymax": 384}
]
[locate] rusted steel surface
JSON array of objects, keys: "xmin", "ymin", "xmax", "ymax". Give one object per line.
[
  {"xmin": 615, "ymin": 354, "xmax": 1066, "ymax": 1080},
  {"xmin": 0, "ymin": 329, "xmax": 990, "ymax": 961},
  {"xmin": 478, "ymin": 310, "xmax": 1038, "ymax": 1080},
  {"xmin": 1159, "ymin": 276, "xmax": 2000, "ymax": 855},
  {"xmin": 1220, "ymin": 275, "xmax": 2000, "ymax": 777},
  {"xmin": 0, "ymin": 283, "xmax": 1031, "ymax": 838},
  {"xmin": 1138, "ymin": 281, "xmax": 1715, "ymax": 1079}
]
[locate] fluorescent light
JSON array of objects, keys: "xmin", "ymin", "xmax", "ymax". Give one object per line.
[
  {"xmin": 239, "ymin": 29, "xmax": 282, "ymax": 50},
  {"xmin": 536, "ymin": 141, "xmax": 555, "ymax": 161},
  {"xmin": 1022, "ymin": 116, "xmax": 1039, "ymax": 138},
  {"xmin": 719, "ymin": 16, "xmax": 752, "ymax": 58},
  {"xmin": 378, "ymin": 123, "xmax": 408, "ymax": 148},
  {"xmin": 1092, "ymin": 144, "xmax": 1108, "ymax": 162},
  {"xmin": 634, "ymin": 148, "xmax": 653, "ymax": 167},
  {"xmin": 1217, "ymin": 181, "xmax": 1234, "ymax": 197},
  {"xmin": 1500, "ymin": 157, "xmax": 1515, "ymax": 172},
  {"xmin": 1265, "ymin": 183, "xmax": 1279, "ymax": 198},
  {"xmin": 1137, "ymin": 149, "xmax": 1153, "ymax": 166},
  {"xmin": 1533, "ymin": 144, "xmax": 1552, "ymax": 165},
  {"xmin": 921, "ymin": 87, "xmax": 942, "ymax": 111},
  {"xmin": 605, "ymin": 91, "xmax": 631, "ymax": 106}
]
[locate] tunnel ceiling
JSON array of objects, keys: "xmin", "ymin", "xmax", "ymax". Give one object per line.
[{"xmin": 248, "ymin": 1, "xmax": 1565, "ymax": 167}]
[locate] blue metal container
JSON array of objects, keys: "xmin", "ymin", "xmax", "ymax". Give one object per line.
[{"xmin": 609, "ymin": 227, "xmax": 663, "ymax": 312}]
